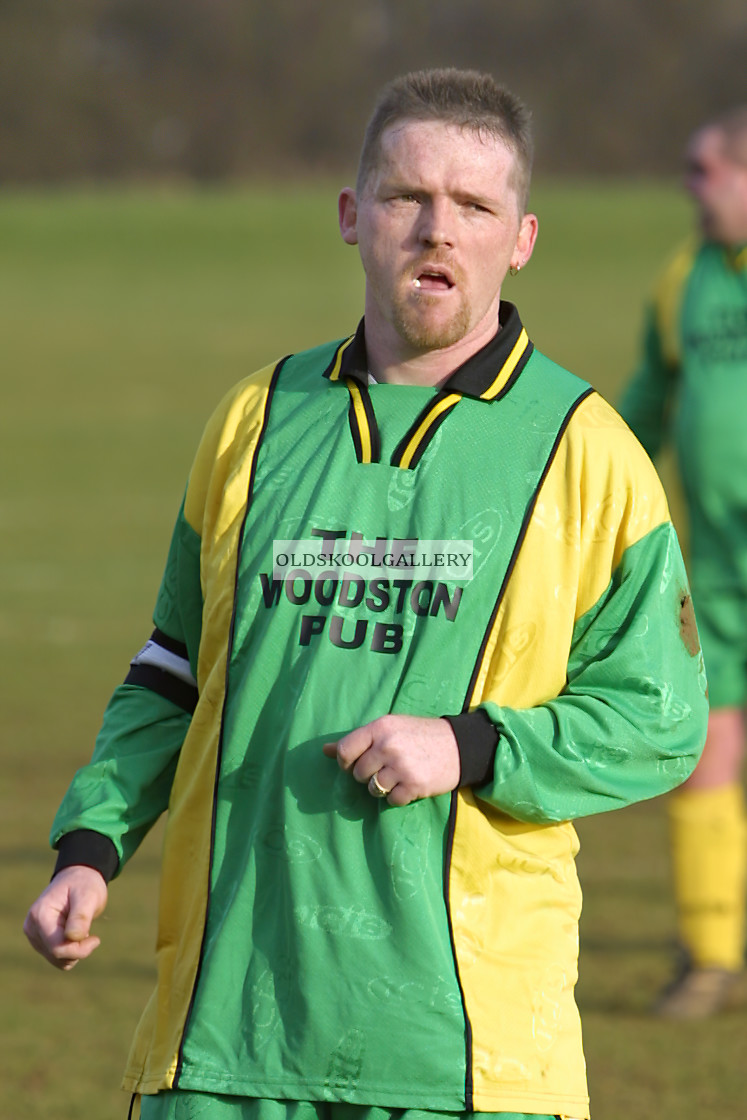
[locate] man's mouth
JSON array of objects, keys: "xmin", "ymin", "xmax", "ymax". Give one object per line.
[{"xmin": 413, "ymin": 267, "xmax": 455, "ymax": 291}]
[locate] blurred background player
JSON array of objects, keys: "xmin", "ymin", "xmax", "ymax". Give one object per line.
[{"xmin": 620, "ymin": 106, "xmax": 747, "ymax": 1018}]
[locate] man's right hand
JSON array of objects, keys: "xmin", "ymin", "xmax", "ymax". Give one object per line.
[{"xmin": 23, "ymin": 865, "xmax": 109, "ymax": 970}]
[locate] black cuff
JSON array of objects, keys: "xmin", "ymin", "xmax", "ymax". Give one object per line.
[
  {"xmin": 443, "ymin": 709, "xmax": 500, "ymax": 788},
  {"xmin": 53, "ymin": 829, "xmax": 120, "ymax": 883}
]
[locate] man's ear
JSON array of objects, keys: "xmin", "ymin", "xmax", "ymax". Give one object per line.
[
  {"xmin": 514, "ymin": 212, "xmax": 539, "ymax": 269},
  {"xmin": 338, "ymin": 188, "xmax": 359, "ymax": 245}
]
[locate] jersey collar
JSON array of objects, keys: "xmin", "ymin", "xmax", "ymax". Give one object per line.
[{"xmin": 324, "ymin": 302, "xmax": 534, "ymax": 403}]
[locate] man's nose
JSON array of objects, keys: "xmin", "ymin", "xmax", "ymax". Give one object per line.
[{"xmin": 416, "ymin": 198, "xmax": 455, "ymax": 247}]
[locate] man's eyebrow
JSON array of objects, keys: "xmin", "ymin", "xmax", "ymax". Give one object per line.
[
  {"xmin": 456, "ymin": 190, "xmax": 499, "ymax": 205},
  {"xmin": 378, "ymin": 175, "xmax": 424, "ymax": 193},
  {"xmin": 384, "ymin": 180, "xmax": 418, "ymax": 192}
]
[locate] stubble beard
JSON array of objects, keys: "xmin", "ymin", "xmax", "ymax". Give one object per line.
[{"xmin": 393, "ymin": 289, "xmax": 472, "ymax": 353}]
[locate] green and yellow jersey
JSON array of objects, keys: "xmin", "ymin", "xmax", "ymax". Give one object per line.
[{"xmin": 52, "ymin": 305, "xmax": 707, "ymax": 1119}]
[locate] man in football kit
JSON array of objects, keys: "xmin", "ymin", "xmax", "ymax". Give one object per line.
[
  {"xmin": 620, "ymin": 107, "xmax": 747, "ymax": 1019},
  {"xmin": 25, "ymin": 69, "xmax": 707, "ymax": 1118}
]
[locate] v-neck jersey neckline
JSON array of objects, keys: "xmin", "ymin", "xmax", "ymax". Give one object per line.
[{"xmin": 323, "ymin": 302, "xmax": 534, "ymax": 469}]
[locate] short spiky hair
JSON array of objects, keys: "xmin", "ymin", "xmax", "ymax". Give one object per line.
[{"xmin": 356, "ymin": 68, "xmax": 534, "ymax": 212}]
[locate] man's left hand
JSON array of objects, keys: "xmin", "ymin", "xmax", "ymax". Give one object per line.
[{"xmin": 323, "ymin": 715, "xmax": 460, "ymax": 805}]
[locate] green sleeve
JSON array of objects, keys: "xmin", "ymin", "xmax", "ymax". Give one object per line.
[
  {"xmin": 50, "ymin": 501, "xmax": 203, "ymax": 872},
  {"xmin": 618, "ymin": 305, "xmax": 677, "ymax": 459},
  {"xmin": 475, "ymin": 521, "xmax": 708, "ymax": 823}
]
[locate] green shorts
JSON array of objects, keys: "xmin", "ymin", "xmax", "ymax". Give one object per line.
[{"xmin": 133, "ymin": 1093, "xmax": 560, "ymax": 1120}]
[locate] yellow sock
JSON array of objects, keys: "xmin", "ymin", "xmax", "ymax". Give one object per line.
[{"xmin": 668, "ymin": 783, "xmax": 747, "ymax": 970}]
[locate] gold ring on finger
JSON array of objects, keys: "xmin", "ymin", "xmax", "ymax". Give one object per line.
[{"xmin": 368, "ymin": 772, "xmax": 389, "ymax": 798}]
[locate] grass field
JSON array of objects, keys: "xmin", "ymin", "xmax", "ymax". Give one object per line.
[{"xmin": 2, "ymin": 181, "xmax": 743, "ymax": 1120}]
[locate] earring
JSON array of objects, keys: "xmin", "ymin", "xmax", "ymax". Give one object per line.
[{"xmin": 509, "ymin": 262, "xmax": 522, "ymax": 277}]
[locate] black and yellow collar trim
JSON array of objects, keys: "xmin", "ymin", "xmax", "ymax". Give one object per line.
[
  {"xmin": 391, "ymin": 391, "xmax": 462, "ymax": 469},
  {"xmin": 323, "ymin": 302, "xmax": 533, "ymax": 469},
  {"xmin": 324, "ymin": 302, "xmax": 532, "ymax": 399},
  {"xmin": 345, "ymin": 377, "xmax": 382, "ymax": 464},
  {"xmin": 326, "ymin": 332, "xmax": 358, "ymax": 382}
]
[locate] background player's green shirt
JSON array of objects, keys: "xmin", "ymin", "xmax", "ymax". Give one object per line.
[
  {"xmin": 620, "ymin": 240, "xmax": 747, "ymax": 705},
  {"xmin": 52, "ymin": 308, "xmax": 707, "ymax": 1119},
  {"xmin": 620, "ymin": 240, "xmax": 747, "ymax": 560}
]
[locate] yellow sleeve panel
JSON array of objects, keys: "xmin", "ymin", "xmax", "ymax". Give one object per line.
[
  {"xmin": 183, "ymin": 363, "xmax": 279, "ymax": 695},
  {"xmin": 652, "ymin": 240, "xmax": 696, "ymax": 371},
  {"xmin": 124, "ymin": 365, "xmax": 277, "ymax": 1094}
]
